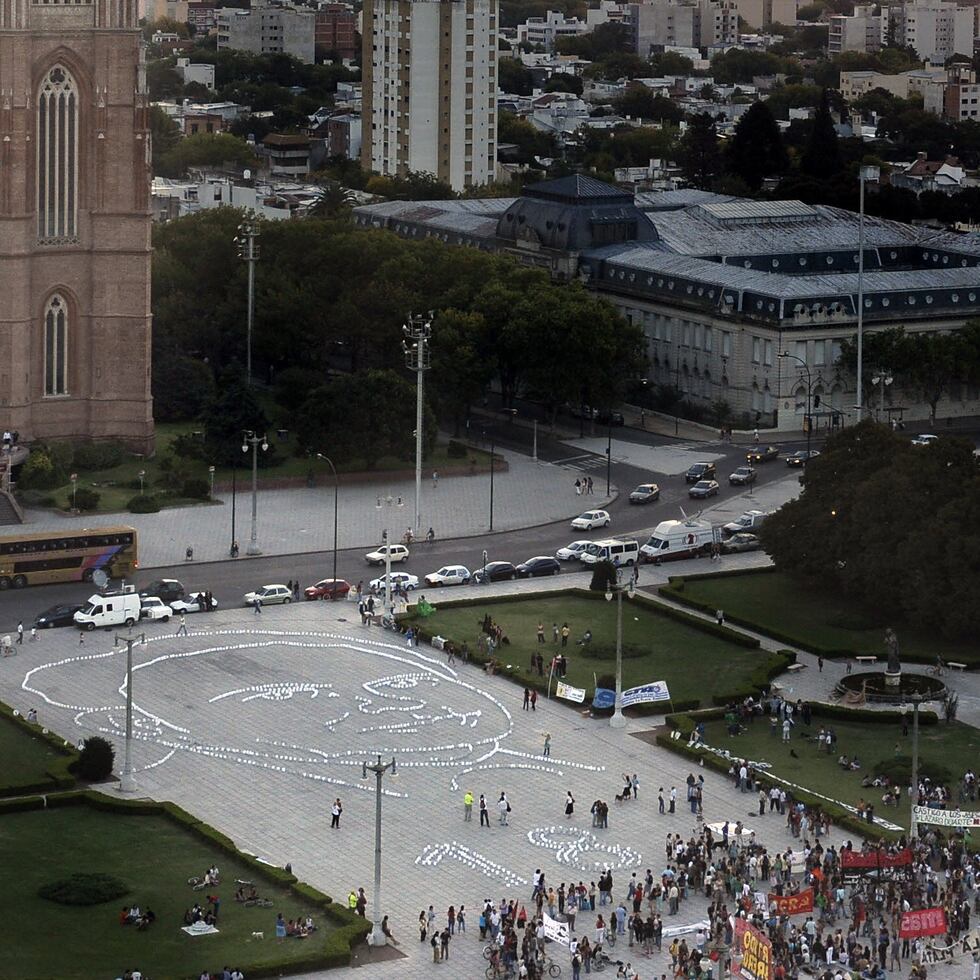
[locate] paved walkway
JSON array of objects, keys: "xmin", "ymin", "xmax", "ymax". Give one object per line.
[
  {"xmin": 2, "ymin": 593, "xmax": 970, "ymax": 980},
  {"xmin": 13, "ymin": 450, "xmax": 614, "ymax": 568}
]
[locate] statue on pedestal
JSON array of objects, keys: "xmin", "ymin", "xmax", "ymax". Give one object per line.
[{"xmin": 884, "ymin": 628, "xmax": 901, "ymax": 675}]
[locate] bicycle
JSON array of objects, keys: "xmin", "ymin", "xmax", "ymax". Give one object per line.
[
  {"xmin": 540, "ymin": 957, "xmax": 561, "ymax": 977},
  {"xmin": 244, "ymin": 897, "xmax": 274, "ymax": 908},
  {"xmin": 605, "ymin": 926, "xmax": 618, "ymax": 947},
  {"xmin": 483, "ymin": 942, "xmax": 503, "ymax": 961},
  {"xmin": 485, "ymin": 961, "xmax": 516, "ymax": 979}
]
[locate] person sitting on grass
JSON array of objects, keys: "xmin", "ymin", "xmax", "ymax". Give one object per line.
[{"xmin": 838, "ymin": 754, "xmax": 850, "ymax": 770}]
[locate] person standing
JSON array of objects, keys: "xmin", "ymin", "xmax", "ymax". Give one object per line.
[
  {"xmin": 565, "ymin": 791, "xmax": 575, "ymax": 817},
  {"xmin": 419, "ymin": 910, "xmax": 427, "ymax": 943},
  {"xmin": 463, "ymin": 790, "xmax": 474, "ymax": 822},
  {"xmin": 658, "ymin": 788, "xmax": 665, "ymax": 814},
  {"xmin": 552, "ymin": 623, "xmax": 560, "ymax": 644},
  {"xmin": 440, "ymin": 927, "xmax": 451, "ymax": 960},
  {"xmin": 523, "ymin": 688, "xmax": 531, "ymax": 711},
  {"xmin": 176, "ymin": 613, "xmax": 188, "ymax": 637},
  {"xmin": 561, "ymin": 624, "xmax": 570, "ymax": 648},
  {"xmin": 498, "ymin": 792, "xmax": 510, "ymax": 826},
  {"xmin": 537, "ymin": 622, "xmax": 545, "ymax": 644},
  {"xmin": 30, "ymin": 625, "xmax": 37, "ymax": 642},
  {"xmin": 543, "ymin": 733, "xmax": 551, "ymax": 757},
  {"xmin": 669, "ymin": 787, "xmax": 676, "ymax": 813},
  {"xmin": 530, "ymin": 689, "xmax": 537, "ymax": 712},
  {"xmin": 479, "ymin": 794, "xmax": 490, "ymax": 827},
  {"xmin": 16, "ymin": 621, "xmax": 23, "ymax": 645},
  {"xmin": 432, "ymin": 470, "xmax": 438, "ymax": 489},
  {"xmin": 330, "ymin": 798, "xmax": 342, "ymax": 829},
  {"xmin": 631, "ymin": 774, "xmax": 638, "ymax": 799}
]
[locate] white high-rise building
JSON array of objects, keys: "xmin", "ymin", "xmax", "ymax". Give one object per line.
[
  {"xmin": 888, "ymin": 1, "xmax": 975, "ymax": 64},
  {"xmin": 828, "ymin": 4, "xmax": 885, "ymax": 55},
  {"xmin": 629, "ymin": 0, "xmax": 738, "ymax": 59},
  {"xmin": 362, "ymin": 0, "xmax": 497, "ymax": 192}
]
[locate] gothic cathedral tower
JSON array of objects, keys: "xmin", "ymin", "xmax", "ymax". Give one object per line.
[{"xmin": 0, "ymin": 0, "xmax": 154, "ymax": 452}]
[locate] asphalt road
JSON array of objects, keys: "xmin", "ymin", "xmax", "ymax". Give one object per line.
[{"xmin": 0, "ymin": 430, "xmax": 812, "ymax": 629}]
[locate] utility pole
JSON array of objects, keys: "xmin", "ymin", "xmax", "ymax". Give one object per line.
[
  {"xmin": 236, "ymin": 215, "xmax": 260, "ymax": 386},
  {"xmin": 115, "ymin": 631, "xmax": 146, "ymax": 794},
  {"xmin": 855, "ymin": 166, "xmax": 879, "ymax": 423},
  {"xmin": 363, "ymin": 755, "xmax": 397, "ymax": 946},
  {"xmin": 605, "ymin": 572, "xmax": 635, "ymax": 729},
  {"xmin": 242, "ymin": 430, "xmax": 268, "ymax": 556},
  {"xmin": 402, "ymin": 312, "xmax": 432, "ymax": 532}
]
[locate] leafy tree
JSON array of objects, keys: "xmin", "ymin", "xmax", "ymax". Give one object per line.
[
  {"xmin": 544, "ymin": 72, "xmax": 584, "ymax": 96},
  {"xmin": 678, "ymin": 113, "xmax": 722, "ymax": 189},
  {"xmin": 499, "ymin": 57, "xmax": 534, "ymax": 96},
  {"xmin": 726, "ymin": 102, "xmax": 788, "ymax": 190},
  {"xmin": 711, "ymin": 49, "xmax": 799, "ymax": 85},
  {"xmin": 364, "ymin": 170, "xmax": 455, "ymax": 200},
  {"xmin": 200, "ymin": 364, "xmax": 272, "ymax": 465},
  {"xmin": 152, "ymin": 355, "xmax": 216, "ymax": 422},
  {"xmin": 650, "ymin": 51, "xmax": 693, "ymax": 75},
  {"xmin": 615, "ymin": 85, "xmax": 683, "ymax": 123},
  {"xmin": 156, "ymin": 132, "xmax": 257, "ymax": 179},
  {"xmin": 801, "ymin": 89, "xmax": 841, "ymax": 179},
  {"xmin": 149, "ymin": 105, "xmax": 181, "ymax": 174},
  {"xmin": 77, "ymin": 736, "xmax": 115, "ymax": 782},
  {"xmin": 498, "ymin": 111, "xmax": 557, "ymax": 163},
  {"xmin": 146, "ymin": 58, "xmax": 184, "ymax": 100},
  {"xmin": 430, "ymin": 310, "xmax": 494, "ymax": 435},
  {"xmin": 143, "ymin": 17, "xmax": 190, "ymax": 40}
]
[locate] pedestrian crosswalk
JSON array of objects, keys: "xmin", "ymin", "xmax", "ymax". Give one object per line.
[{"xmin": 552, "ymin": 453, "xmax": 610, "ymax": 472}]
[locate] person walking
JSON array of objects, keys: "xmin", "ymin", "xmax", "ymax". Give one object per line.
[
  {"xmin": 498, "ymin": 792, "xmax": 510, "ymax": 826},
  {"xmin": 553, "ymin": 623, "xmax": 560, "ymax": 644},
  {"xmin": 537, "ymin": 622, "xmax": 545, "ymax": 644},
  {"xmin": 16, "ymin": 621, "xmax": 23, "ymax": 645},
  {"xmin": 463, "ymin": 790, "xmax": 474, "ymax": 822},
  {"xmin": 561, "ymin": 624, "xmax": 570, "ymax": 648},
  {"xmin": 253, "ymin": 597, "xmax": 262, "ymax": 615},
  {"xmin": 658, "ymin": 788, "xmax": 665, "ymax": 814},
  {"xmin": 530, "ymin": 689, "xmax": 537, "ymax": 712},
  {"xmin": 565, "ymin": 791, "xmax": 576, "ymax": 817},
  {"xmin": 330, "ymin": 798, "xmax": 342, "ymax": 829},
  {"xmin": 523, "ymin": 688, "xmax": 531, "ymax": 711},
  {"xmin": 543, "ymin": 733, "xmax": 551, "ymax": 757},
  {"xmin": 432, "ymin": 470, "xmax": 438, "ymax": 489},
  {"xmin": 419, "ymin": 910, "xmax": 428, "ymax": 943},
  {"xmin": 479, "ymin": 794, "xmax": 490, "ymax": 827},
  {"xmin": 176, "ymin": 613, "xmax": 188, "ymax": 637},
  {"xmin": 30, "ymin": 625, "xmax": 37, "ymax": 642}
]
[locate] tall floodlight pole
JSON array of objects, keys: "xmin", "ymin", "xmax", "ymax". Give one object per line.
[
  {"xmin": 236, "ymin": 215, "xmax": 260, "ymax": 386},
  {"xmin": 402, "ymin": 312, "xmax": 432, "ymax": 532},
  {"xmin": 115, "ymin": 631, "xmax": 146, "ymax": 794},
  {"xmin": 363, "ymin": 755, "xmax": 397, "ymax": 946},
  {"xmin": 855, "ymin": 166, "xmax": 879, "ymax": 423}
]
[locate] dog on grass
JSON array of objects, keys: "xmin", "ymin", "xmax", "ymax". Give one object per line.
[{"xmin": 251, "ymin": 931, "xmax": 264, "ymax": 940}]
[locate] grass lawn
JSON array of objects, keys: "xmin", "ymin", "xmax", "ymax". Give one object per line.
[
  {"xmin": 675, "ymin": 571, "xmax": 979, "ymax": 665},
  {"xmin": 0, "ymin": 806, "xmax": 338, "ymax": 979},
  {"xmin": 20, "ymin": 422, "xmax": 492, "ymax": 515},
  {"xmin": 695, "ymin": 714, "xmax": 980, "ymax": 829},
  {"xmin": 0, "ymin": 715, "xmax": 70, "ymax": 793},
  {"xmin": 406, "ymin": 594, "xmax": 772, "ymax": 708}
]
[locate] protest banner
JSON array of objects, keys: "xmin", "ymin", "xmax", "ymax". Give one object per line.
[
  {"xmin": 735, "ymin": 918, "xmax": 774, "ymax": 980},
  {"xmin": 913, "ymin": 805, "xmax": 980, "ymax": 828},
  {"xmin": 555, "ymin": 682, "xmax": 586, "ymax": 704},
  {"xmin": 899, "ymin": 907, "xmax": 948, "ymax": 939},
  {"xmin": 767, "ymin": 889, "xmax": 814, "ymax": 916},
  {"xmin": 840, "ymin": 848, "xmax": 912, "ymax": 870},
  {"xmin": 920, "ymin": 928, "xmax": 980, "ymax": 966},
  {"xmin": 543, "ymin": 913, "xmax": 570, "ymax": 946},
  {"xmin": 621, "ymin": 680, "xmax": 671, "ymax": 707}
]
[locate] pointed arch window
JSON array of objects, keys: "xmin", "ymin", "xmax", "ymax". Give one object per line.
[
  {"xmin": 37, "ymin": 65, "xmax": 78, "ymax": 242},
  {"xmin": 44, "ymin": 295, "xmax": 69, "ymax": 396}
]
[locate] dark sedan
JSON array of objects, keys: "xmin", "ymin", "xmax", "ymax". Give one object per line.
[
  {"xmin": 786, "ymin": 450, "xmax": 821, "ymax": 467},
  {"xmin": 746, "ymin": 445, "xmax": 780, "ymax": 464},
  {"xmin": 516, "ymin": 556, "xmax": 562, "ymax": 578},
  {"xmin": 472, "ymin": 561, "xmax": 518, "ymax": 584},
  {"xmin": 685, "ymin": 462, "xmax": 717, "ymax": 484},
  {"xmin": 596, "ymin": 409, "xmax": 625, "ymax": 427},
  {"xmin": 688, "ymin": 479, "xmax": 720, "ymax": 499},
  {"xmin": 629, "ymin": 483, "xmax": 661, "ymax": 504},
  {"xmin": 728, "ymin": 466, "xmax": 756, "ymax": 486},
  {"xmin": 137, "ymin": 578, "xmax": 185, "ymax": 604},
  {"xmin": 33, "ymin": 603, "xmax": 84, "ymax": 629}
]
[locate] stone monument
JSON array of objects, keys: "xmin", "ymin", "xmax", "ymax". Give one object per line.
[{"xmin": 884, "ymin": 628, "xmax": 901, "ymax": 688}]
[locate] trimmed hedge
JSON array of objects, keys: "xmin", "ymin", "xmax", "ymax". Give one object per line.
[
  {"xmin": 0, "ymin": 702, "xmax": 77, "ymax": 798},
  {"xmin": 0, "ymin": 795, "xmax": 47, "ymax": 815}
]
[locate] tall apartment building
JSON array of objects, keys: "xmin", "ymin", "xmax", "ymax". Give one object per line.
[
  {"xmin": 630, "ymin": 0, "xmax": 737, "ymax": 58},
  {"xmin": 735, "ymin": 0, "xmax": 798, "ymax": 31},
  {"xmin": 828, "ymin": 4, "xmax": 884, "ymax": 54},
  {"xmin": 887, "ymin": 1, "xmax": 975, "ymax": 64},
  {"xmin": 217, "ymin": 0, "xmax": 316, "ymax": 63},
  {"xmin": 315, "ymin": 3, "xmax": 357, "ymax": 59},
  {"xmin": 515, "ymin": 10, "xmax": 588, "ymax": 51},
  {"xmin": 362, "ymin": 0, "xmax": 497, "ymax": 192}
]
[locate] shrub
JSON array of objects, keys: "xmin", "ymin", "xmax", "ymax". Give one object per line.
[
  {"xmin": 872, "ymin": 755, "xmax": 952, "ymax": 785},
  {"xmin": 127, "ymin": 494, "xmax": 160, "ymax": 513},
  {"xmin": 18, "ymin": 448, "xmax": 65, "ymax": 490},
  {"xmin": 578, "ymin": 643, "xmax": 647, "ymax": 660},
  {"xmin": 72, "ymin": 440, "xmax": 126, "ymax": 471},
  {"xmin": 589, "ymin": 560, "xmax": 617, "ymax": 593},
  {"xmin": 71, "ymin": 487, "xmax": 101, "ymax": 512},
  {"xmin": 447, "ymin": 439, "xmax": 468, "ymax": 458},
  {"xmin": 76, "ymin": 736, "xmax": 115, "ymax": 781},
  {"xmin": 181, "ymin": 477, "xmax": 211, "ymax": 500},
  {"xmin": 167, "ymin": 432, "xmax": 208, "ymax": 462},
  {"xmin": 38, "ymin": 872, "xmax": 129, "ymax": 906}
]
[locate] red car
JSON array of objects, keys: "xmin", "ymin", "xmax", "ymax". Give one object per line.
[{"xmin": 304, "ymin": 578, "xmax": 351, "ymax": 600}]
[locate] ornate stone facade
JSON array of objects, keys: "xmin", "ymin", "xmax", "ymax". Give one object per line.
[{"xmin": 0, "ymin": 0, "xmax": 154, "ymax": 452}]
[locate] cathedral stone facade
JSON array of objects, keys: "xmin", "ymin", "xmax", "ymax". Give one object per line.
[{"xmin": 0, "ymin": 0, "xmax": 154, "ymax": 452}]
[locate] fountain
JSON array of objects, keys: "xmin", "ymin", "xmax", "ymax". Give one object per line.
[{"xmin": 835, "ymin": 628, "xmax": 948, "ymax": 704}]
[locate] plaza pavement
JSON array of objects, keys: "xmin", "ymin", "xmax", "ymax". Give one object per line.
[{"xmin": 1, "ymin": 576, "xmax": 971, "ymax": 980}]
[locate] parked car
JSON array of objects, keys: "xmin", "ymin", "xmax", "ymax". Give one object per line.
[
  {"xmin": 596, "ymin": 409, "xmax": 625, "ymax": 426},
  {"xmin": 33, "ymin": 602, "xmax": 84, "ymax": 630},
  {"xmin": 728, "ymin": 466, "xmax": 756, "ymax": 486},
  {"xmin": 303, "ymin": 579, "xmax": 351, "ymax": 600},
  {"xmin": 364, "ymin": 544, "xmax": 410, "ymax": 566},
  {"xmin": 516, "ymin": 556, "xmax": 561, "ymax": 578},
  {"xmin": 785, "ymin": 450, "xmax": 821, "ymax": 467},
  {"xmin": 629, "ymin": 483, "xmax": 661, "ymax": 504},
  {"xmin": 685, "ymin": 462, "xmax": 716, "ymax": 484},
  {"xmin": 688, "ymin": 479, "xmax": 720, "ymax": 499},
  {"xmin": 568, "ymin": 404, "xmax": 597, "ymax": 420},
  {"xmin": 571, "ymin": 509, "xmax": 611, "ymax": 530},
  {"xmin": 170, "ymin": 591, "xmax": 218, "ymax": 613},
  {"xmin": 472, "ymin": 561, "xmax": 518, "ymax": 584},
  {"xmin": 137, "ymin": 578, "xmax": 184, "ymax": 604},
  {"xmin": 721, "ymin": 533, "xmax": 762, "ymax": 554},
  {"xmin": 746, "ymin": 445, "xmax": 780, "ymax": 464},
  {"xmin": 557, "ymin": 540, "xmax": 593, "ymax": 561},
  {"xmin": 424, "ymin": 565, "xmax": 471, "ymax": 587},
  {"xmin": 722, "ymin": 510, "xmax": 768, "ymax": 536},
  {"xmin": 370, "ymin": 572, "xmax": 420, "ymax": 592},
  {"xmin": 911, "ymin": 434, "xmax": 938, "ymax": 447},
  {"xmin": 140, "ymin": 597, "xmax": 173, "ymax": 622},
  {"xmin": 243, "ymin": 584, "xmax": 293, "ymax": 606}
]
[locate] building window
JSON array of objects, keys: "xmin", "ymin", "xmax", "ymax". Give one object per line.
[
  {"xmin": 43, "ymin": 294, "xmax": 69, "ymax": 396},
  {"xmin": 795, "ymin": 340, "xmax": 807, "ymax": 362},
  {"xmin": 752, "ymin": 337, "xmax": 761, "ymax": 363},
  {"xmin": 722, "ymin": 331, "xmax": 731, "ymax": 358},
  {"xmin": 703, "ymin": 327, "xmax": 712, "ymax": 353},
  {"xmin": 37, "ymin": 65, "xmax": 78, "ymax": 242},
  {"xmin": 814, "ymin": 341, "xmax": 826, "ymax": 367},
  {"xmin": 764, "ymin": 340, "xmax": 773, "ymax": 366}
]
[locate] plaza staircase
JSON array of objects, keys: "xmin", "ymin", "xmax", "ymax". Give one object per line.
[{"xmin": 0, "ymin": 457, "xmax": 23, "ymax": 525}]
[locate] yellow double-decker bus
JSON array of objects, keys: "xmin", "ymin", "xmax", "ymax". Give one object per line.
[{"xmin": 0, "ymin": 526, "xmax": 138, "ymax": 590}]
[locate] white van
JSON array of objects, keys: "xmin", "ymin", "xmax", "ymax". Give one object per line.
[
  {"xmin": 74, "ymin": 586, "xmax": 142, "ymax": 631},
  {"xmin": 640, "ymin": 519, "xmax": 714, "ymax": 563},
  {"xmin": 579, "ymin": 538, "xmax": 640, "ymax": 566}
]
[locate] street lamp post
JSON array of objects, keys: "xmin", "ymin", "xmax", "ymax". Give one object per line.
[
  {"xmin": 115, "ymin": 631, "xmax": 146, "ymax": 794},
  {"xmin": 910, "ymin": 697, "xmax": 921, "ymax": 840},
  {"xmin": 483, "ymin": 430, "xmax": 495, "ymax": 531},
  {"xmin": 403, "ymin": 312, "xmax": 432, "ymax": 532},
  {"xmin": 856, "ymin": 165, "xmax": 880, "ymax": 423},
  {"xmin": 236, "ymin": 215, "xmax": 260, "ymax": 387},
  {"xmin": 871, "ymin": 371, "xmax": 893, "ymax": 422},
  {"xmin": 316, "ymin": 453, "xmax": 340, "ymax": 597},
  {"xmin": 230, "ymin": 454, "xmax": 238, "ymax": 557},
  {"xmin": 137, "ymin": 469, "xmax": 146, "ymax": 497},
  {"xmin": 605, "ymin": 422, "xmax": 612, "ymax": 496},
  {"xmin": 375, "ymin": 492, "xmax": 404, "ymax": 623},
  {"xmin": 208, "ymin": 465, "xmax": 215, "ymax": 500},
  {"xmin": 778, "ymin": 351, "xmax": 813, "ymax": 460},
  {"xmin": 362, "ymin": 755, "xmax": 396, "ymax": 946},
  {"xmin": 605, "ymin": 572, "xmax": 635, "ymax": 729},
  {"xmin": 242, "ymin": 430, "xmax": 268, "ymax": 556},
  {"xmin": 70, "ymin": 472, "xmax": 78, "ymax": 511}
]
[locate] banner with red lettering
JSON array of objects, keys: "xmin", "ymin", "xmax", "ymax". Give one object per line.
[
  {"xmin": 899, "ymin": 908, "xmax": 948, "ymax": 939},
  {"xmin": 767, "ymin": 889, "xmax": 814, "ymax": 915},
  {"xmin": 841, "ymin": 848, "xmax": 912, "ymax": 870},
  {"xmin": 734, "ymin": 918, "xmax": 774, "ymax": 980}
]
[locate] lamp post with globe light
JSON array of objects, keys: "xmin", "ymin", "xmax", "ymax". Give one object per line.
[
  {"xmin": 605, "ymin": 569, "xmax": 635, "ymax": 729},
  {"xmin": 242, "ymin": 430, "xmax": 267, "ymax": 555},
  {"xmin": 362, "ymin": 754, "xmax": 396, "ymax": 946}
]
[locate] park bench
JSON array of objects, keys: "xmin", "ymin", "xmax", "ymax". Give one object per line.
[
  {"xmin": 855, "ymin": 655, "xmax": 877, "ymax": 665},
  {"xmin": 786, "ymin": 663, "xmax": 805, "ymax": 672},
  {"xmin": 947, "ymin": 662, "xmax": 967, "ymax": 671}
]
